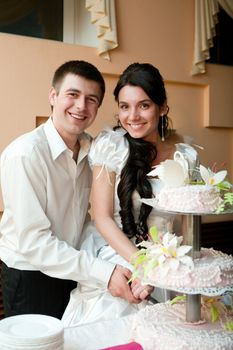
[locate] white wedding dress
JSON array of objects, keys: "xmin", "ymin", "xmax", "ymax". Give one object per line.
[{"xmin": 62, "ymin": 128, "xmax": 198, "ymax": 327}]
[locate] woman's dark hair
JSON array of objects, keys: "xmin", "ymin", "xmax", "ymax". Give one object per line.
[{"xmin": 114, "ymin": 63, "xmax": 170, "ymax": 243}]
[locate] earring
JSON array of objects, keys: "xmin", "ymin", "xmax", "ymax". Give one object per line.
[
  {"xmin": 114, "ymin": 114, "xmax": 122, "ymax": 127},
  {"xmin": 161, "ymin": 115, "xmax": 165, "ymax": 142}
]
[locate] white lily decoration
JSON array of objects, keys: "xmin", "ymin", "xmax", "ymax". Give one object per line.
[
  {"xmin": 131, "ymin": 228, "xmax": 195, "ymax": 282},
  {"xmin": 147, "ymin": 151, "xmax": 189, "ymax": 188},
  {"xmin": 140, "ymin": 232, "xmax": 194, "ymax": 278},
  {"xmin": 155, "ymin": 232, "xmax": 194, "ymax": 276},
  {"xmin": 199, "ymin": 165, "xmax": 227, "ymax": 186}
]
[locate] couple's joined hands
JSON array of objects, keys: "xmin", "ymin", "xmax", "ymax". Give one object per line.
[
  {"xmin": 130, "ymin": 278, "xmax": 154, "ymax": 300},
  {"xmin": 108, "ymin": 264, "xmax": 154, "ymax": 304}
]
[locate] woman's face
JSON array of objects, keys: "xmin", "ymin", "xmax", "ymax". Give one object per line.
[{"xmin": 118, "ymin": 85, "xmax": 164, "ymax": 143}]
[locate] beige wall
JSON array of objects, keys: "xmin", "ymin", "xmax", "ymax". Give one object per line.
[{"xmin": 0, "ymin": 0, "xmax": 233, "ymax": 222}]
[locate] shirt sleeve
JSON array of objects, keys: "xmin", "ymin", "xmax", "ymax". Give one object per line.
[
  {"xmin": 88, "ymin": 128, "xmax": 129, "ymax": 175},
  {"xmin": 0, "ymin": 149, "xmax": 114, "ymax": 287}
]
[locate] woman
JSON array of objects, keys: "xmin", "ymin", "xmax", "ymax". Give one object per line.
[{"xmin": 62, "ymin": 63, "xmax": 199, "ymax": 326}]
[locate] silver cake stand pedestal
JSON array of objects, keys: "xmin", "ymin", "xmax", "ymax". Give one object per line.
[{"xmin": 181, "ymin": 214, "xmax": 201, "ymax": 322}]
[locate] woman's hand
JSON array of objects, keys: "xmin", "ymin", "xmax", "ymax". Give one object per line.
[
  {"xmin": 130, "ymin": 278, "xmax": 154, "ymax": 301},
  {"xmin": 108, "ymin": 265, "xmax": 141, "ymax": 304}
]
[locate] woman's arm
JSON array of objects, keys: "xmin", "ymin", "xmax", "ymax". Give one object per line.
[
  {"xmin": 92, "ymin": 166, "xmax": 138, "ymax": 263},
  {"xmin": 92, "ymin": 165, "xmax": 154, "ymax": 300}
]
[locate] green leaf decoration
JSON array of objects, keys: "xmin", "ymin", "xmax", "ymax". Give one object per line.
[
  {"xmin": 170, "ymin": 295, "xmax": 186, "ymax": 305},
  {"xmin": 190, "ymin": 180, "xmax": 205, "ymax": 185},
  {"xmin": 216, "ymin": 203, "xmax": 225, "ymax": 214},
  {"xmin": 223, "ymin": 179, "xmax": 232, "ymax": 188},
  {"xmin": 133, "ymin": 254, "xmax": 147, "ymax": 268},
  {"xmin": 149, "ymin": 226, "xmax": 158, "ymax": 242},
  {"xmin": 210, "ymin": 305, "xmax": 219, "ymax": 322},
  {"xmin": 130, "ymin": 249, "xmax": 147, "ymax": 263},
  {"xmin": 224, "ymin": 192, "xmax": 233, "ymax": 204},
  {"xmin": 216, "ymin": 181, "xmax": 231, "ymax": 191},
  {"xmin": 225, "ymin": 322, "xmax": 233, "ymax": 332},
  {"xmin": 128, "ymin": 269, "xmax": 140, "ymax": 283},
  {"xmin": 143, "ymin": 259, "xmax": 158, "ymax": 279},
  {"xmin": 216, "ymin": 191, "xmax": 233, "ymax": 213}
]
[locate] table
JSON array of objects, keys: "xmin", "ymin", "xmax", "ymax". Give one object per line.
[{"xmin": 64, "ymin": 315, "xmax": 133, "ymax": 350}]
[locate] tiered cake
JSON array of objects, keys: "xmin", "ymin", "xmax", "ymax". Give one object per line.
[
  {"xmin": 130, "ymin": 299, "xmax": 233, "ymax": 350},
  {"xmin": 130, "ymin": 153, "xmax": 233, "ymax": 350},
  {"xmin": 145, "ymin": 151, "xmax": 232, "ymax": 214}
]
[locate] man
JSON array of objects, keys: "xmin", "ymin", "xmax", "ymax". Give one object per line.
[{"xmin": 0, "ymin": 60, "xmax": 140, "ymax": 319}]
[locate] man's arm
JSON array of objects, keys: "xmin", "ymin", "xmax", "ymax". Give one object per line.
[{"xmin": 0, "ymin": 150, "xmax": 114, "ymax": 287}]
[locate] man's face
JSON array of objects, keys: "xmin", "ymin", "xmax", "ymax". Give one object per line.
[{"xmin": 49, "ymin": 73, "xmax": 102, "ymax": 147}]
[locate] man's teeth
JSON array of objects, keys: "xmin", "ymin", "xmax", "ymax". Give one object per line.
[{"xmin": 70, "ymin": 113, "xmax": 85, "ymax": 120}]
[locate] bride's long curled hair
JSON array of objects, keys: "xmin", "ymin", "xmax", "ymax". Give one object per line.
[{"xmin": 113, "ymin": 63, "xmax": 170, "ymax": 243}]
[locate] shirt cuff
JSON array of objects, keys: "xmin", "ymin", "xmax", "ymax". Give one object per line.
[{"xmin": 89, "ymin": 258, "xmax": 116, "ymax": 287}]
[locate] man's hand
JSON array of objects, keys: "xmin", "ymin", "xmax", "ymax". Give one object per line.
[
  {"xmin": 108, "ymin": 265, "xmax": 141, "ymax": 304},
  {"xmin": 130, "ymin": 278, "xmax": 154, "ymax": 301}
]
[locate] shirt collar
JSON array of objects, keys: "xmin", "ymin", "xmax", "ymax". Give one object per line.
[
  {"xmin": 77, "ymin": 132, "xmax": 92, "ymax": 163},
  {"xmin": 43, "ymin": 117, "xmax": 92, "ymax": 161}
]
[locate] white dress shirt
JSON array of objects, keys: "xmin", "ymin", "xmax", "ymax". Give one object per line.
[{"xmin": 0, "ymin": 117, "xmax": 114, "ymax": 286}]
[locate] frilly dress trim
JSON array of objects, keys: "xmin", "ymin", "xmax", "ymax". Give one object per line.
[{"xmin": 88, "ymin": 128, "xmax": 129, "ymax": 182}]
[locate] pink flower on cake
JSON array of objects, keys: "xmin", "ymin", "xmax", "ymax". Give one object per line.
[{"xmin": 147, "ymin": 151, "xmax": 189, "ymax": 188}]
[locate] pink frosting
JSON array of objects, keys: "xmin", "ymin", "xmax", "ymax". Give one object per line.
[
  {"xmin": 145, "ymin": 248, "xmax": 233, "ymax": 295},
  {"xmin": 130, "ymin": 303, "xmax": 233, "ymax": 350},
  {"xmin": 157, "ymin": 185, "xmax": 222, "ymax": 213}
]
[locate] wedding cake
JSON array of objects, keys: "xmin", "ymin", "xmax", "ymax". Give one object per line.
[
  {"xmin": 156, "ymin": 184, "xmax": 222, "ymax": 213},
  {"xmin": 129, "ymin": 150, "xmax": 233, "ymax": 349},
  {"xmin": 144, "ymin": 151, "xmax": 233, "ymax": 214},
  {"xmin": 130, "ymin": 300, "xmax": 233, "ymax": 350},
  {"xmin": 129, "ymin": 228, "xmax": 233, "ymax": 350},
  {"xmin": 131, "ymin": 229, "xmax": 233, "ymax": 295}
]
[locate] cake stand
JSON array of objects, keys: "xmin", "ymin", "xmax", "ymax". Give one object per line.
[
  {"xmin": 179, "ymin": 208, "xmax": 233, "ymax": 323},
  {"xmin": 141, "ymin": 201, "xmax": 233, "ymax": 324},
  {"xmin": 181, "ymin": 213, "xmax": 201, "ymax": 322}
]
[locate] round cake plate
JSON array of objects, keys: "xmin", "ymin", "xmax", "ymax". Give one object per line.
[
  {"xmin": 140, "ymin": 198, "xmax": 233, "ymax": 216},
  {"xmin": 145, "ymin": 282, "xmax": 233, "ymax": 297}
]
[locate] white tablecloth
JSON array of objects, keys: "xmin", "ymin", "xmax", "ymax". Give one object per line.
[{"xmin": 64, "ymin": 314, "xmax": 133, "ymax": 350}]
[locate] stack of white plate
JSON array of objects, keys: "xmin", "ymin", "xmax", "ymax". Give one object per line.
[{"xmin": 0, "ymin": 314, "xmax": 64, "ymax": 349}]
